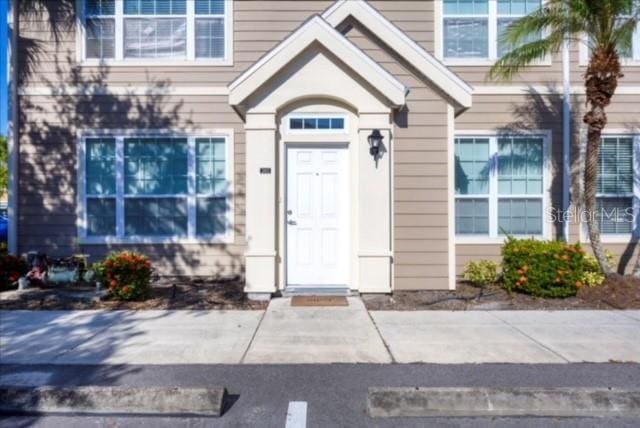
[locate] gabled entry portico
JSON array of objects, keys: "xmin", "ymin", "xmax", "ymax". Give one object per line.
[{"xmin": 229, "ymin": 17, "xmax": 407, "ymax": 296}]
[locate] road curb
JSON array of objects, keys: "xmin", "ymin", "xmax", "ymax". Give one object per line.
[
  {"xmin": 0, "ymin": 386, "xmax": 227, "ymax": 416},
  {"xmin": 368, "ymin": 387, "xmax": 640, "ymax": 418}
]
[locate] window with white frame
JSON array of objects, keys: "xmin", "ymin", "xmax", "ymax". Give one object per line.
[
  {"xmin": 83, "ymin": 0, "xmax": 230, "ymax": 62},
  {"xmin": 442, "ymin": 0, "xmax": 542, "ymax": 61},
  {"xmin": 455, "ymin": 134, "xmax": 547, "ymax": 238},
  {"xmin": 596, "ymin": 136, "xmax": 637, "ymax": 235},
  {"xmin": 82, "ymin": 133, "xmax": 232, "ymax": 242}
]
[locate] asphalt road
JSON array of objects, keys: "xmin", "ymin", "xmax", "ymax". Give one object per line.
[{"xmin": 1, "ymin": 363, "xmax": 639, "ymax": 427}]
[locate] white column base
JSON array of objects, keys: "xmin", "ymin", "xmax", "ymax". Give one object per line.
[
  {"xmin": 245, "ymin": 253, "xmax": 277, "ymax": 293},
  {"xmin": 358, "ymin": 254, "xmax": 391, "ymax": 293}
]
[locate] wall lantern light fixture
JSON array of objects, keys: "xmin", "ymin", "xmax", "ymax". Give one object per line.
[{"xmin": 367, "ymin": 129, "xmax": 383, "ymax": 158}]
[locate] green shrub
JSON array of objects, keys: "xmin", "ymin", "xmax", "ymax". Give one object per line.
[
  {"xmin": 463, "ymin": 260, "xmax": 499, "ymax": 286},
  {"xmin": 103, "ymin": 251, "xmax": 152, "ymax": 301},
  {"xmin": 501, "ymin": 237, "xmax": 586, "ymax": 298},
  {"xmin": 0, "ymin": 254, "xmax": 29, "ymax": 290}
]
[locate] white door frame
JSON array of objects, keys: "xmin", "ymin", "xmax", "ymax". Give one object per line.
[{"xmin": 284, "ymin": 143, "xmax": 350, "ymax": 288}]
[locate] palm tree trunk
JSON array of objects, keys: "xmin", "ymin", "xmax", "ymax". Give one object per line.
[
  {"xmin": 583, "ymin": 122, "xmax": 612, "ymax": 275},
  {"xmin": 582, "ymin": 46, "xmax": 623, "ymax": 276}
]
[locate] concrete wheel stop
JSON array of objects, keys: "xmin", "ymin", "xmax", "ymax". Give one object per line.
[
  {"xmin": 0, "ymin": 386, "xmax": 227, "ymax": 417},
  {"xmin": 368, "ymin": 387, "xmax": 640, "ymax": 418}
]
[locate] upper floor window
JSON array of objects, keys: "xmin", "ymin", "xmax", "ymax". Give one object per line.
[
  {"xmin": 83, "ymin": 0, "xmax": 231, "ymax": 63},
  {"xmin": 443, "ymin": 0, "xmax": 542, "ymax": 61}
]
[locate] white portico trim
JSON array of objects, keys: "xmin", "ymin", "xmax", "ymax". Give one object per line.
[
  {"xmin": 229, "ymin": 15, "xmax": 403, "ymax": 296},
  {"xmin": 322, "ymin": 0, "xmax": 473, "ymax": 113},
  {"xmin": 228, "ymin": 16, "xmax": 408, "ymax": 112}
]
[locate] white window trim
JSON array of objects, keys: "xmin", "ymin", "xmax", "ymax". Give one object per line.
[
  {"xmin": 284, "ymin": 113, "xmax": 349, "ymax": 135},
  {"xmin": 581, "ymin": 131, "xmax": 640, "ymax": 244},
  {"xmin": 435, "ymin": 0, "xmax": 552, "ymax": 66},
  {"xmin": 454, "ymin": 129, "xmax": 553, "ymax": 244},
  {"xmin": 76, "ymin": 0, "xmax": 234, "ymax": 66},
  {"xmin": 76, "ymin": 128, "xmax": 235, "ymax": 245}
]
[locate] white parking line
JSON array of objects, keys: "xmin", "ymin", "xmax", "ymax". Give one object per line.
[{"xmin": 285, "ymin": 401, "xmax": 307, "ymax": 428}]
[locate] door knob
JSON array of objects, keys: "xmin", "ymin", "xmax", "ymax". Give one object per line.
[{"xmin": 287, "ymin": 210, "xmax": 293, "ymax": 215}]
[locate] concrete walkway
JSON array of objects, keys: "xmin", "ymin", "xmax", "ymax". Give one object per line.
[
  {"xmin": 1, "ymin": 302, "xmax": 639, "ymax": 365},
  {"xmin": 243, "ymin": 297, "xmax": 391, "ymax": 364}
]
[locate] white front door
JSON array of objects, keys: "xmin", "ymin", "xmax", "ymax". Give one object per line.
[{"xmin": 286, "ymin": 146, "xmax": 349, "ymax": 287}]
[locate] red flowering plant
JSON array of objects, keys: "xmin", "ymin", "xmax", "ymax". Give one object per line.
[
  {"xmin": 502, "ymin": 237, "xmax": 586, "ymax": 298},
  {"xmin": 0, "ymin": 253, "xmax": 29, "ymax": 290},
  {"xmin": 101, "ymin": 251, "xmax": 152, "ymax": 301}
]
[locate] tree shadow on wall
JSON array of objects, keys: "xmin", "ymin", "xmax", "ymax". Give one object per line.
[
  {"xmin": 19, "ymin": 53, "xmax": 244, "ymax": 279},
  {"xmin": 496, "ymin": 86, "xmax": 580, "ymax": 240}
]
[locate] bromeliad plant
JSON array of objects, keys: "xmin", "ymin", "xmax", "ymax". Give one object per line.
[
  {"xmin": 489, "ymin": 0, "xmax": 640, "ymax": 276},
  {"xmin": 102, "ymin": 251, "xmax": 152, "ymax": 301}
]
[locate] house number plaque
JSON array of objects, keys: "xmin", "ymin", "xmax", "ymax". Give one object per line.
[{"xmin": 260, "ymin": 167, "xmax": 272, "ymax": 174}]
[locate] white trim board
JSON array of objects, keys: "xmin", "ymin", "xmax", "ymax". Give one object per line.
[
  {"xmin": 228, "ymin": 16, "xmax": 407, "ymax": 108},
  {"xmin": 19, "ymin": 86, "xmax": 230, "ymax": 96},
  {"xmin": 473, "ymin": 85, "xmax": 640, "ymax": 95},
  {"xmin": 19, "ymin": 85, "xmax": 640, "ymax": 97},
  {"xmin": 323, "ymin": 0, "xmax": 472, "ymax": 111}
]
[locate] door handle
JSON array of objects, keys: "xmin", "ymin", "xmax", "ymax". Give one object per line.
[{"xmin": 287, "ymin": 220, "xmax": 297, "ymax": 225}]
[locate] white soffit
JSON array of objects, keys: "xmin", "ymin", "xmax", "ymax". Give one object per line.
[
  {"xmin": 228, "ymin": 16, "xmax": 407, "ymax": 108},
  {"xmin": 323, "ymin": 0, "xmax": 473, "ymax": 111}
]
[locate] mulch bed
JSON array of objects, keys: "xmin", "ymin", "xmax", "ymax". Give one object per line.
[
  {"xmin": 3, "ymin": 275, "xmax": 639, "ymax": 311},
  {"xmin": 0, "ymin": 277, "xmax": 268, "ymax": 310},
  {"xmin": 363, "ymin": 275, "xmax": 640, "ymax": 311}
]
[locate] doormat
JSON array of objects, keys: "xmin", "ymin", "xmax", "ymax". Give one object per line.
[{"xmin": 291, "ymin": 296, "xmax": 349, "ymax": 307}]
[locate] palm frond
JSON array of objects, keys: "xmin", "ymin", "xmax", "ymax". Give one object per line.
[
  {"xmin": 613, "ymin": 17, "xmax": 637, "ymax": 56},
  {"xmin": 489, "ymin": 32, "xmax": 564, "ymax": 81}
]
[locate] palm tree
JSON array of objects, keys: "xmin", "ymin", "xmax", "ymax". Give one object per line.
[{"xmin": 489, "ymin": 0, "xmax": 639, "ymax": 275}]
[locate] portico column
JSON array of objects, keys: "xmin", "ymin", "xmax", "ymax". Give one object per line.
[
  {"xmin": 244, "ymin": 112, "xmax": 277, "ymax": 296},
  {"xmin": 358, "ymin": 113, "xmax": 392, "ymax": 293}
]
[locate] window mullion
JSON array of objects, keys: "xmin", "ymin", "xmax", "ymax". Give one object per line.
[
  {"xmin": 489, "ymin": 136, "xmax": 498, "ymax": 237},
  {"xmin": 115, "ymin": 136, "xmax": 125, "ymax": 237},
  {"xmin": 187, "ymin": 0, "xmax": 196, "ymax": 60},
  {"xmin": 188, "ymin": 137, "xmax": 197, "ymax": 238},
  {"xmin": 115, "ymin": 0, "xmax": 124, "ymax": 60},
  {"xmin": 488, "ymin": 0, "xmax": 498, "ymax": 60}
]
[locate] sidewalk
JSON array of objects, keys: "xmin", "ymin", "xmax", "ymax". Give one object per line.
[{"xmin": 1, "ymin": 299, "xmax": 639, "ymax": 365}]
